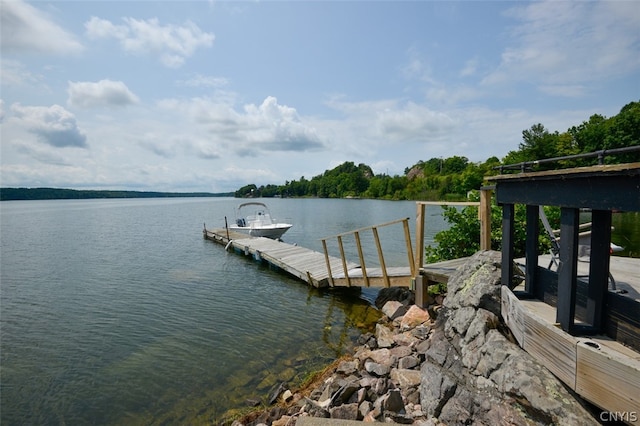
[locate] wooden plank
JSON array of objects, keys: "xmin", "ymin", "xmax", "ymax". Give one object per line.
[
  {"xmin": 521, "ymin": 299, "xmax": 578, "ymax": 389},
  {"xmin": 415, "ymin": 201, "xmax": 481, "ymax": 206},
  {"xmin": 501, "ymin": 286, "xmax": 525, "ymax": 347},
  {"xmin": 420, "ymin": 257, "xmax": 469, "ymax": 284},
  {"xmin": 605, "ymin": 291, "xmax": 640, "ymax": 352},
  {"xmin": 489, "ymin": 162, "xmax": 640, "ymax": 181},
  {"xmin": 576, "ymin": 339, "xmax": 640, "ymax": 424}
]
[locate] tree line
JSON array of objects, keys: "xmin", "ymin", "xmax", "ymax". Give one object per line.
[
  {"xmin": 0, "ymin": 188, "xmax": 233, "ymax": 201},
  {"xmin": 236, "ymin": 101, "xmax": 639, "ymax": 199}
]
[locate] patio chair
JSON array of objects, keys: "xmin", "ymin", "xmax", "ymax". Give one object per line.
[{"xmin": 538, "ymin": 206, "xmax": 625, "ymax": 293}]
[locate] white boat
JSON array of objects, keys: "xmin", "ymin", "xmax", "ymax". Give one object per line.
[{"xmin": 228, "ymin": 201, "xmax": 292, "ymax": 239}]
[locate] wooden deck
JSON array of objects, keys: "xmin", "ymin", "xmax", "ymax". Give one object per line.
[
  {"xmin": 502, "ymin": 285, "xmax": 640, "ymax": 424},
  {"xmin": 506, "ymin": 255, "xmax": 640, "ymax": 422},
  {"xmin": 517, "ymin": 254, "xmax": 640, "ymax": 301}
]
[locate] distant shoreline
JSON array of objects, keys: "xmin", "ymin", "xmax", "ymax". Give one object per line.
[{"xmin": 0, "ymin": 187, "xmax": 234, "ymax": 201}]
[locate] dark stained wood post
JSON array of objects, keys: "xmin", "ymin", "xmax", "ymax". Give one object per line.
[
  {"xmin": 524, "ymin": 205, "xmax": 540, "ymax": 296},
  {"xmin": 501, "ymin": 203, "xmax": 515, "ymax": 290},
  {"xmin": 556, "ymin": 207, "xmax": 580, "ymax": 333},
  {"xmin": 586, "ymin": 209, "xmax": 612, "ymax": 331}
]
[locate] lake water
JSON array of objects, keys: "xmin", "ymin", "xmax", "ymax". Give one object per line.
[
  {"xmin": 0, "ymin": 198, "xmax": 449, "ymax": 425},
  {"xmin": 2, "ymin": 197, "xmax": 637, "ymax": 425}
]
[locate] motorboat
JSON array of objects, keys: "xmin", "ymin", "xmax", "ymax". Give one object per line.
[{"xmin": 228, "ymin": 201, "xmax": 292, "ymax": 239}]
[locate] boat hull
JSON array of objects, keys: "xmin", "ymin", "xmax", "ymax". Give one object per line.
[{"xmin": 229, "ymin": 223, "xmax": 292, "ymax": 239}]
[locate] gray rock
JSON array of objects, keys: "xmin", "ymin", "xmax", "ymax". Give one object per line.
[
  {"xmin": 372, "ymin": 377, "xmax": 389, "ymax": 395},
  {"xmin": 375, "ymin": 323, "xmax": 395, "ymax": 348},
  {"xmin": 384, "ymin": 389, "xmax": 405, "ymax": 413},
  {"xmin": 336, "ymin": 360, "xmax": 358, "ymax": 375},
  {"xmin": 364, "ymin": 361, "xmax": 389, "ymax": 377},
  {"xmin": 329, "ymin": 403, "xmax": 359, "ymax": 420},
  {"xmin": 358, "ymin": 400, "xmax": 372, "ymax": 418},
  {"xmin": 418, "ymin": 250, "xmax": 598, "ymax": 426},
  {"xmin": 332, "ymin": 380, "xmax": 360, "ymax": 406},
  {"xmin": 390, "ymin": 368, "xmax": 421, "ymax": 388},
  {"xmin": 398, "ymin": 355, "xmax": 420, "ymax": 370},
  {"xmin": 390, "ymin": 345, "xmax": 413, "ymax": 359},
  {"xmin": 420, "ymin": 361, "xmax": 457, "ymax": 417},
  {"xmin": 375, "ymin": 286, "xmax": 414, "ymax": 308},
  {"xmin": 253, "ymin": 250, "xmax": 597, "ymax": 426},
  {"xmin": 382, "ymin": 300, "xmax": 409, "ymax": 320}
]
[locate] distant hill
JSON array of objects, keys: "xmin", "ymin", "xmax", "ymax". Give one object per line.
[{"xmin": 0, "ymin": 187, "xmax": 234, "ymax": 201}]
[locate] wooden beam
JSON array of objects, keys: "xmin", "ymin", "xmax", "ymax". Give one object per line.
[
  {"xmin": 501, "ymin": 203, "xmax": 515, "ymax": 290},
  {"xmin": 491, "ymin": 166, "xmax": 640, "ymax": 211},
  {"xmin": 479, "ymin": 188, "xmax": 492, "ymax": 251},
  {"xmin": 525, "ymin": 205, "xmax": 539, "ymax": 296},
  {"xmin": 557, "ymin": 207, "xmax": 579, "ymax": 334},
  {"xmin": 586, "ymin": 210, "xmax": 611, "ymax": 331},
  {"xmin": 415, "ymin": 203, "xmax": 425, "ymax": 275}
]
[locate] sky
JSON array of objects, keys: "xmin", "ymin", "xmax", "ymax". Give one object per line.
[{"xmin": 1, "ymin": 1, "xmax": 639, "ymax": 193}]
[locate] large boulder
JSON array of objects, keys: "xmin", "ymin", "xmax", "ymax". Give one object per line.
[{"xmin": 420, "ymin": 250, "xmax": 597, "ymax": 425}]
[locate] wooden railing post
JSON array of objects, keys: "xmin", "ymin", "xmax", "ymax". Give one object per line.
[
  {"xmin": 337, "ymin": 235, "xmax": 350, "ymax": 286},
  {"xmin": 415, "ymin": 203, "xmax": 426, "ymax": 276},
  {"xmin": 480, "ymin": 188, "xmax": 492, "ymax": 251},
  {"xmin": 321, "ymin": 239, "xmax": 335, "ymax": 287},
  {"xmin": 402, "ymin": 218, "xmax": 415, "ymax": 276},
  {"xmin": 353, "ymin": 231, "xmax": 369, "ymax": 287},
  {"xmin": 372, "ymin": 227, "xmax": 390, "ymax": 287}
]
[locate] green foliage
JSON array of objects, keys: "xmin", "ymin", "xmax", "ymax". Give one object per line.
[
  {"xmin": 425, "ymin": 193, "xmax": 560, "ymax": 263},
  {"xmin": 234, "ymin": 184, "xmax": 258, "ymax": 198}
]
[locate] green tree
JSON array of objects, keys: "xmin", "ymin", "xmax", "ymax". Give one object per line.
[
  {"xmin": 605, "ymin": 101, "xmax": 640, "ymax": 162},
  {"xmin": 235, "ymin": 184, "xmax": 258, "ymax": 198},
  {"xmin": 425, "ymin": 193, "xmax": 558, "ymax": 263}
]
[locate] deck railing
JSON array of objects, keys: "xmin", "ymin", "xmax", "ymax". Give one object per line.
[{"xmin": 320, "ymin": 217, "xmax": 414, "ymax": 287}]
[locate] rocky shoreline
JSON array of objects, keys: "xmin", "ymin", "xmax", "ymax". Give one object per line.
[{"xmin": 231, "ymin": 251, "xmax": 599, "ymax": 426}]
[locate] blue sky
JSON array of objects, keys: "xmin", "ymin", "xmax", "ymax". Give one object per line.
[{"xmin": 1, "ymin": 0, "xmax": 639, "ymax": 193}]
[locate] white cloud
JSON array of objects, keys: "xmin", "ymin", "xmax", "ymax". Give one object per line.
[
  {"xmin": 178, "ymin": 74, "xmax": 229, "ymax": 88},
  {"xmin": 485, "ymin": 0, "xmax": 640, "ymax": 94},
  {"xmin": 325, "ymin": 98, "xmax": 456, "ymax": 145},
  {"xmin": 0, "ymin": 59, "xmax": 47, "ymax": 89},
  {"xmin": 0, "ymin": 0, "xmax": 83, "ymax": 54},
  {"xmin": 10, "ymin": 104, "xmax": 88, "ymax": 148},
  {"xmin": 157, "ymin": 95, "xmax": 324, "ymax": 156},
  {"xmin": 376, "ymin": 102, "xmax": 456, "ymax": 142},
  {"xmin": 85, "ymin": 16, "xmax": 214, "ymax": 68},
  {"xmin": 68, "ymin": 80, "xmax": 140, "ymax": 108},
  {"xmin": 238, "ymin": 97, "xmax": 324, "ymax": 153}
]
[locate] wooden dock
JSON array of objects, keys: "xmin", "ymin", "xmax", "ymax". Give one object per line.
[
  {"xmin": 204, "ymin": 227, "xmax": 415, "ymax": 288},
  {"xmin": 203, "ymin": 226, "xmax": 466, "ymax": 289}
]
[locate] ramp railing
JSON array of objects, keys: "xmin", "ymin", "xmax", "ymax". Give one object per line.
[{"xmin": 320, "ymin": 218, "xmax": 414, "ymax": 287}]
